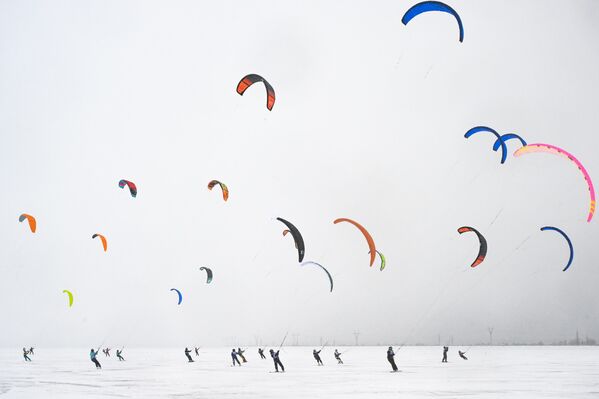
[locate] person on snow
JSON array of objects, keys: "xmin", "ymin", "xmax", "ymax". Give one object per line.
[
  {"xmin": 387, "ymin": 347, "xmax": 398, "ymax": 372},
  {"xmin": 184, "ymin": 347, "xmax": 194, "ymax": 362},
  {"xmin": 334, "ymin": 349, "xmax": 343, "ymax": 364},
  {"xmin": 313, "ymin": 349, "xmax": 324, "ymax": 366},
  {"xmin": 270, "ymin": 349, "xmax": 284, "ymax": 372},
  {"xmin": 231, "ymin": 349, "xmax": 241, "ymax": 366}
]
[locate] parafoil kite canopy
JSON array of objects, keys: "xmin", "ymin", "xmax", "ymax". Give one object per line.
[
  {"xmin": 62, "ymin": 290, "xmax": 74, "ymax": 307},
  {"xmin": 457, "ymin": 226, "xmax": 487, "ymax": 267},
  {"xmin": 19, "ymin": 213, "xmax": 36, "ymax": 233},
  {"xmin": 333, "ymin": 218, "xmax": 377, "ymax": 267},
  {"xmin": 170, "ymin": 288, "xmax": 183, "ymax": 305},
  {"xmin": 92, "ymin": 234, "xmax": 108, "ymax": 252},
  {"xmin": 300, "ymin": 261, "xmax": 334, "ymax": 293},
  {"xmin": 401, "ymin": 1, "xmax": 464, "ymax": 42},
  {"xmin": 514, "ymin": 144, "xmax": 595, "ymax": 222},
  {"xmin": 236, "ymin": 74, "xmax": 276, "ymax": 111},
  {"xmin": 540, "ymin": 226, "xmax": 574, "ymax": 272},
  {"xmin": 118, "ymin": 179, "xmax": 137, "ymax": 197},
  {"xmin": 276, "ymin": 217, "xmax": 305, "ymax": 262},
  {"xmin": 207, "ymin": 180, "xmax": 229, "ymax": 201},
  {"xmin": 200, "ymin": 267, "xmax": 213, "ymax": 284}
]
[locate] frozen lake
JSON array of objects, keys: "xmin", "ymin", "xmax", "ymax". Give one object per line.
[{"xmin": 1, "ymin": 346, "xmax": 598, "ymax": 398}]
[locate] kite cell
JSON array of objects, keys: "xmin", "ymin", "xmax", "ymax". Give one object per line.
[
  {"xmin": 457, "ymin": 226, "xmax": 487, "ymax": 267},
  {"xmin": 236, "ymin": 74, "xmax": 276, "ymax": 111},
  {"xmin": 199, "ymin": 267, "xmax": 213, "ymax": 284},
  {"xmin": 540, "ymin": 226, "xmax": 574, "ymax": 272},
  {"xmin": 92, "ymin": 234, "xmax": 108, "ymax": 252},
  {"xmin": 402, "ymin": 1, "xmax": 464, "ymax": 42},
  {"xmin": 334, "ymin": 218, "xmax": 377, "ymax": 267},
  {"xmin": 62, "ymin": 290, "xmax": 74, "ymax": 307},
  {"xmin": 18, "ymin": 214, "xmax": 36, "ymax": 233},
  {"xmin": 170, "ymin": 288, "xmax": 183, "ymax": 305},
  {"xmin": 465, "ymin": 126, "xmax": 508, "ymax": 164},
  {"xmin": 207, "ymin": 180, "xmax": 229, "ymax": 202},
  {"xmin": 514, "ymin": 144, "xmax": 595, "ymax": 222},
  {"xmin": 276, "ymin": 217, "xmax": 305, "ymax": 262},
  {"xmin": 118, "ymin": 179, "xmax": 137, "ymax": 198},
  {"xmin": 300, "ymin": 261, "xmax": 333, "ymax": 293}
]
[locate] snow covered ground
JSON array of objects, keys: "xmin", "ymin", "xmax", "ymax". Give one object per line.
[{"xmin": 1, "ymin": 346, "xmax": 598, "ymax": 398}]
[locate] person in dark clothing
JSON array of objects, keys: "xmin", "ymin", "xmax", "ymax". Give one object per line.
[
  {"xmin": 458, "ymin": 350, "xmax": 468, "ymax": 360},
  {"xmin": 258, "ymin": 348, "xmax": 266, "ymax": 359},
  {"xmin": 270, "ymin": 349, "xmax": 284, "ymax": 372},
  {"xmin": 387, "ymin": 347, "xmax": 398, "ymax": 371},
  {"xmin": 334, "ymin": 349, "xmax": 343, "ymax": 364},
  {"xmin": 442, "ymin": 346, "xmax": 448, "ymax": 363},
  {"xmin": 231, "ymin": 349, "xmax": 241, "ymax": 366},
  {"xmin": 185, "ymin": 347, "xmax": 194, "ymax": 362},
  {"xmin": 313, "ymin": 349, "xmax": 323, "ymax": 365},
  {"xmin": 194, "ymin": 347, "xmax": 200, "ymax": 357},
  {"xmin": 90, "ymin": 348, "xmax": 101, "ymax": 369},
  {"xmin": 103, "ymin": 348, "xmax": 111, "ymax": 357},
  {"xmin": 116, "ymin": 349, "xmax": 125, "ymax": 361},
  {"xmin": 237, "ymin": 348, "xmax": 247, "ymax": 363},
  {"xmin": 23, "ymin": 348, "xmax": 31, "ymax": 362},
  {"xmin": 29, "ymin": 347, "xmax": 35, "ymax": 356}
]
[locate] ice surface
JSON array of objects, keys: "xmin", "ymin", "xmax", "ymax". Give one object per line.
[{"xmin": 1, "ymin": 346, "xmax": 598, "ymax": 398}]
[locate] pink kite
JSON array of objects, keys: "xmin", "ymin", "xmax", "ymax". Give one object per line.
[{"xmin": 514, "ymin": 143, "xmax": 595, "ymax": 222}]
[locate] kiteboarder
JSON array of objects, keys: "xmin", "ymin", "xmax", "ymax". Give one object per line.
[
  {"xmin": 29, "ymin": 347, "xmax": 34, "ymax": 356},
  {"xmin": 184, "ymin": 347, "xmax": 194, "ymax": 362},
  {"xmin": 23, "ymin": 348, "xmax": 31, "ymax": 362},
  {"xmin": 90, "ymin": 348, "xmax": 101, "ymax": 369},
  {"xmin": 231, "ymin": 349, "xmax": 241, "ymax": 366},
  {"xmin": 116, "ymin": 349, "xmax": 125, "ymax": 361},
  {"xmin": 458, "ymin": 350, "xmax": 468, "ymax": 360},
  {"xmin": 334, "ymin": 349, "xmax": 343, "ymax": 364},
  {"xmin": 103, "ymin": 348, "xmax": 111, "ymax": 357},
  {"xmin": 258, "ymin": 348, "xmax": 266, "ymax": 359},
  {"xmin": 442, "ymin": 346, "xmax": 448, "ymax": 363},
  {"xmin": 270, "ymin": 349, "xmax": 284, "ymax": 372},
  {"xmin": 237, "ymin": 347, "xmax": 247, "ymax": 363},
  {"xmin": 313, "ymin": 349, "xmax": 323, "ymax": 366},
  {"xmin": 195, "ymin": 347, "xmax": 200, "ymax": 357},
  {"xmin": 387, "ymin": 347, "xmax": 398, "ymax": 372}
]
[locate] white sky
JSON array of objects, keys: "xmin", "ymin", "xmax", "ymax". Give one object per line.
[{"xmin": 0, "ymin": 0, "xmax": 598, "ymax": 347}]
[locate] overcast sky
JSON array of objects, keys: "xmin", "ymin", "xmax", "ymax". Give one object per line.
[{"xmin": 0, "ymin": 0, "xmax": 598, "ymax": 347}]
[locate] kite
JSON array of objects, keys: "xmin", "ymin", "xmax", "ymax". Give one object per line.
[
  {"xmin": 283, "ymin": 229, "xmax": 298, "ymax": 249},
  {"xmin": 465, "ymin": 126, "xmax": 508, "ymax": 164},
  {"xmin": 402, "ymin": 1, "xmax": 464, "ymax": 42},
  {"xmin": 170, "ymin": 288, "xmax": 183, "ymax": 305},
  {"xmin": 492, "ymin": 133, "xmax": 527, "ymax": 152},
  {"xmin": 369, "ymin": 250, "xmax": 387, "ymax": 271},
  {"xmin": 457, "ymin": 226, "xmax": 487, "ymax": 267},
  {"xmin": 92, "ymin": 234, "xmax": 107, "ymax": 252},
  {"xmin": 334, "ymin": 218, "xmax": 377, "ymax": 267},
  {"xmin": 199, "ymin": 267, "xmax": 213, "ymax": 284},
  {"xmin": 300, "ymin": 261, "xmax": 333, "ymax": 293},
  {"xmin": 540, "ymin": 226, "xmax": 574, "ymax": 271},
  {"xmin": 236, "ymin": 74, "xmax": 276, "ymax": 111},
  {"xmin": 62, "ymin": 290, "xmax": 74, "ymax": 307},
  {"xmin": 207, "ymin": 180, "xmax": 229, "ymax": 201},
  {"xmin": 276, "ymin": 217, "xmax": 305, "ymax": 262},
  {"xmin": 18, "ymin": 214, "xmax": 36, "ymax": 233},
  {"xmin": 118, "ymin": 179, "xmax": 137, "ymax": 198},
  {"xmin": 514, "ymin": 144, "xmax": 595, "ymax": 222}
]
